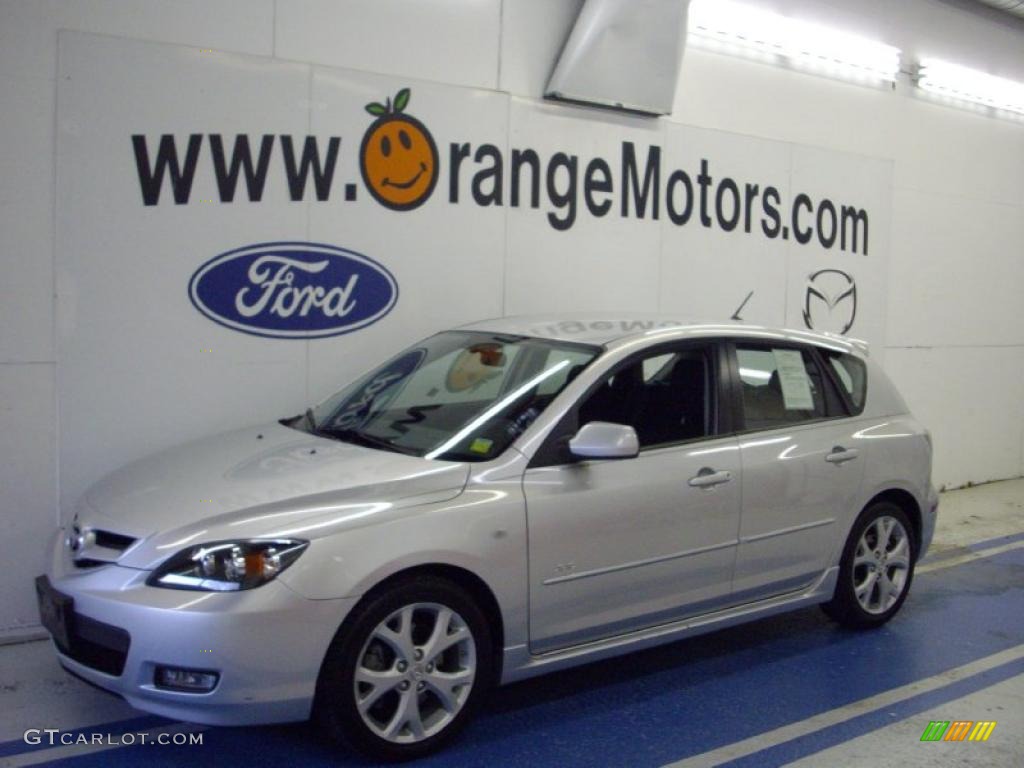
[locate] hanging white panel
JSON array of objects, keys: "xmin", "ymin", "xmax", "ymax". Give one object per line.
[{"xmin": 546, "ymin": 0, "xmax": 690, "ymax": 115}]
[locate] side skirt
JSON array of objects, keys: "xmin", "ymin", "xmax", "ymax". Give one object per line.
[{"xmin": 500, "ymin": 566, "xmax": 838, "ymax": 685}]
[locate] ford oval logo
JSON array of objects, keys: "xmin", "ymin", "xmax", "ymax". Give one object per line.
[{"xmin": 188, "ymin": 242, "xmax": 398, "ymax": 339}]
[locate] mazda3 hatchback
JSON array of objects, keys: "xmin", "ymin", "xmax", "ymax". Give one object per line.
[{"xmin": 38, "ymin": 315, "xmax": 937, "ymax": 760}]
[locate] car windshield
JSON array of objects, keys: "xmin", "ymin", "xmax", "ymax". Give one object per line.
[{"xmin": 301, "ymin": 331, "xmax": 600, "ymax": 462}]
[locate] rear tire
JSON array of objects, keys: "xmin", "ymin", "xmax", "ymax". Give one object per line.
[
  {"xmin": 823, "ymin": 501, "xmax": 916, "ymax": 629},
  {"xmin": 314, "ymin": 576, "xmax": 493, "ymax": 761}
]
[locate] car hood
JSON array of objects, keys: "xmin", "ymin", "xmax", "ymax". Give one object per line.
[{"xmin": 75, "ymin": 422, "xmax": 470, "ymax": 570}]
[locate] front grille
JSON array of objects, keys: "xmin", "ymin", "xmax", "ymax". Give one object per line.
[
  {"xmin": 72, "ymin": 558, "xmax": 109, "ymax": 570},
  {"xmin": 71, "ymin": 527, "xmax": 137, "ymax": 569},
  {"xmin": 59, "ymin": 614, "xmax": 131, "ymax": 676},
  {"xmin": 94, "ymin": 530, "xmax": 136, "ymax": 551}
]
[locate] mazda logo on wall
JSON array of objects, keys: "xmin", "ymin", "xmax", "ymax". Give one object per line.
[{"xmin": 803, "ymin": 268, "xmax": 857, "ymax": 335}]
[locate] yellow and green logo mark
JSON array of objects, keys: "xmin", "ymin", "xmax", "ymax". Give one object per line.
[{"xmin": 920, "ymin": 720, "xmax": 997, "ymax": 742}]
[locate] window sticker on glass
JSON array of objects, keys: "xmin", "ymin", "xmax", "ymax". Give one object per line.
[{"xmin": 771, "ymin": 349, "xmax": 814, "ymax": 410}]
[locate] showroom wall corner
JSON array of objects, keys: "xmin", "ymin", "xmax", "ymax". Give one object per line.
[{"xmin": 1, "ymin": 0, "xmax": 1022, "ymax": 637}]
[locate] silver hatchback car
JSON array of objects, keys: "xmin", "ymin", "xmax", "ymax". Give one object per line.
[{"xmin": 38, "ymin": 315, "xmax": 937, "ymax": 760}]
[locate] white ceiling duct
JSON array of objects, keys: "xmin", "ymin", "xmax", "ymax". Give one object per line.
[
  {"xmin": 545, "ymin": 0, "xmax": 691, "ymax": 115},
  {"xmin": 972, "ymin": 0, "xmax": 1024, "ymax": 19}
]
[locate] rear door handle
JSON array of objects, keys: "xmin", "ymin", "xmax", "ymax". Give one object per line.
[
  {"xmin": 825, "ymin": 446, "xmax": 860, "ymax": 464},
  {"xmin": 688, "ymin": 467, "xmax": 733, "ymax": 488}
]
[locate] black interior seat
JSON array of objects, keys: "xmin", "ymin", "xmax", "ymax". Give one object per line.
[
  {"xmin": 579, "ymin": 363, "xmax": 645, "ymax": 427},
  {"xmin": 637, "ymin": 357, "xmax": 707, "ymax": 446}
]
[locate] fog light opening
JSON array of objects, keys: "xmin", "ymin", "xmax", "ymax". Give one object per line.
[{"xmin": 154, "ymin": 666, "xmax": 219, "ymax": 692}]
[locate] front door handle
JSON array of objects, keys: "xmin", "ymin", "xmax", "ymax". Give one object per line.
[
  {"xmin": 688, "ymin": 467, "xmax": 733, "ymax": 488},
  {"xmin": 825, "ymin": 446, "xmax": 860, "ymax": 464}
]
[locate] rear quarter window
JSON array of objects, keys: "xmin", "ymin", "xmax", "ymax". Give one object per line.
[{"xmin": 824, "ymin": 351, "xmax": 868, "ymax": 414}]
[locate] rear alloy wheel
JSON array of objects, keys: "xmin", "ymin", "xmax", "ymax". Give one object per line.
[
  {"xmin": 823, "ymin": 502, "xmax": 916, "ymax": 628},
  {"xmin": 315, "ymin": 577, "xmax": 493, "ymax": 761}
]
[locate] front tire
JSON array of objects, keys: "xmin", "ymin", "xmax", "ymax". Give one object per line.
[
  {"xmin": 314, "ymin": 576, "xmax": 493, "ymax": 761},
  {"xmin": 823, "ymin": 502, "xmax": 916, "ymax": 629}
]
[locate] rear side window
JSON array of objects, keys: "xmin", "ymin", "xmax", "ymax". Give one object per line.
[
  {"xmin": 823, "ymin": 351, "xmax": 867, "ymax": 414},
  {"xmin": 736, "ymin": 345, "xmax": 829, "ymax": 429}
]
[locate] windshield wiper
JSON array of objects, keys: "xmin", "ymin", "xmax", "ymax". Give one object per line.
[
  {"xmin": 317, "ymin": 427, "xmax": 417, "ymax": 456},
  {"xmin": 281, "ymin": 407, "xmax": 318, "ymax": 432}
]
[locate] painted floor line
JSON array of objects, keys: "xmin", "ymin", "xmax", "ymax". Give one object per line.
[
  {"xmin": 923, "ymin": 529, "xmax": 1024, "ymax": 562},
  {"xmin": 917, "ymin": 539, "xmax": 1024, "ymax": 574},
  {"xmin": 660, "ymin": 642, "xmax": 1024, "ymax": 768},
  {"xmin": 715, "ymin": 663, "xmax": 1024, "ymax": 768},
  {"xmin": 962, "ymin": 529, "xmax": 1024, "ymax": 551},
  {"xmin": 0, "ymin": 724, "xmax": 207, "ymax": 768}
]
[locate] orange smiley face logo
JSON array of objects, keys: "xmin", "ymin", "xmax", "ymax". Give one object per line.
[{"xmin": 360, "ymin": 88, "xmax": 439, "ymax": 211}]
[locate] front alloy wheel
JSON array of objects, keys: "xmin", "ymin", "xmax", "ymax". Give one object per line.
[
  {"xmin": 355, "ymin": 603, "xmax": 476, "ymax": 742},
  {"xmin": 315, "ymin": 576, "xmax": 493, "ymax": 761}
]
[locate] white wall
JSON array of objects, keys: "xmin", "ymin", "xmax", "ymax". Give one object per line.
[
  {"xmin": 1, "ymin": 0, "xmax": 1022, "ymax": 636},
  {"xmin": 669, "ymin": 0, "xmax": 1024, "ymax": 490}
]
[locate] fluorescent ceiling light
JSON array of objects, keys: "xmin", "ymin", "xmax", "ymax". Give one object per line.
[
  {"xmin": 916, "ymin": 58, "xmax": 1024, "ymax": 117},
  {"xmin": 688, "ymin": 0, "xmax": 900, "ymax": 85}
]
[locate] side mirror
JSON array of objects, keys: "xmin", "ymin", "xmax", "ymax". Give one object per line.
[{"xmin": 568, "ymin": 422, "xmax": 639, "ymax": 460}]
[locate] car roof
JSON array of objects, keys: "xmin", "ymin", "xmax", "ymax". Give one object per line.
[{"xmin": 455, "ymin": 313, "xmax": 868, "ymax": 356}]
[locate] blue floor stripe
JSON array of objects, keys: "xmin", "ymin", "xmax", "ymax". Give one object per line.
[
  {"xmin": 23, "ymin": 547, "xmax": 1024, "ymax": 768},
  {"xmin": 718, "ymin": 654, "xmax": 1024, "ymax": 768},
  {"xmin": 963, "ymin": 529, "xmax": 1024, "ymax": 552},
  {"xmin": 921, "ymin": 529, "xmax": 1024, "ymax": 564}
]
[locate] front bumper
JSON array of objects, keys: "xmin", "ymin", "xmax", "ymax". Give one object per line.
[{"xmin": 41, "ymin": 530, "xmax": 358, "ymax": 725}]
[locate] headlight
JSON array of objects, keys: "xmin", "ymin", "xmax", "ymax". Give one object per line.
[{"xmin": 147, "ymin": 539, "xmax": 308, "ymax": 591}]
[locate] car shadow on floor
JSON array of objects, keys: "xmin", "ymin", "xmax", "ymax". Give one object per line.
[{"xmin": 182, "ymin": 606, "xmax": 859, "ymax": 768}]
